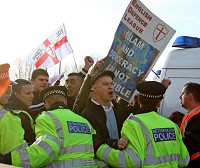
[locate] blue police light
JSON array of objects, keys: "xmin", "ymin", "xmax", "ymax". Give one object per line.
[
  {"xmin": 156, "ymin": 70, "xmax": 161, "ymax": 75},
  {"xmin": 172, "ymin": 36, "xmax": 200, "ymax": 48}
]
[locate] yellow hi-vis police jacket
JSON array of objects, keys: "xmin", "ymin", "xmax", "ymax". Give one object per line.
[
  {"xmin": 97, "ymin": 112, "xmax": 190, "ymax": 168},
  {"xmin": 11, "ymin": 108, "xmax": 98, "ymax": 168},
  {"xmin": 0, "ymin": 105, "xmax": 27, "ymax": 155}
]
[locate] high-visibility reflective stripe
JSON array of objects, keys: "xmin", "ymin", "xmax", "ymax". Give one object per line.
[
  {"xmin": 0, "ymin": 108, "xmax": 8, "ymax": 120},
  {"xmin": 33, "ymin": 135, "xmax": 61, "ymax": 162},
  {"xmin": 144, "ymin": 154, "xmax": 179, "ymax": 165},
  {"xmin": 60, "ymin": 144, "xmax": 94, "ymax": 154},
  {"xmin": 14, "ymin": 143, "xmax": 30, "ymax": 167},
  {"xmin": 38, "ymin": 141, "xmax": 55, "ymax": 162},
  {"xmin": 14, "ymin": 142, "xmax": 29, "ymax": 151},
  {"xmin": 18, "ymin": 150, "xmax": 30, "ymax": 168},
  {"xmin": 46, "ymin": 158, "xmax": 96, "ymax": 167},
  {"xmin": 96, "ymin": 160, "xmax": 108, "ymax": 168},
  {"xmin": 118, "ymin": 150, "xmax": 126, "ymax": 168},
  {"xmin": 102, "ymin": 146, "xmax": 112, "ymax": 163},
  {"xmin": 191, "ymin": 152, "xmax": 200, "ymax": 160},
  {"xmin": 34, "ymin": 135, "xmax": 61, "ymax": 148},
  {"xmin": 125, "ymin": 148, "xmax": 142, "ymax": 167},
  {"xmin": 46, "ymin": 112, "xmax": 64, "ymax": 139},
  {"xmin": 102, "ymin": 146, "xmax": 141, "ymax": 167},
  {"xmin": 179, "ymin": 154, "xmax": 190, "ymax": 165},
  {"xmin": 129, "ymin": 115, "xmax": 187, "ymax": 166}
]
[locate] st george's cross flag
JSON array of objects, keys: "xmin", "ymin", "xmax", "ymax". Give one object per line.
[{"xmin": 28, "ymin": 24, "xmax": 73, "ymax": 69}]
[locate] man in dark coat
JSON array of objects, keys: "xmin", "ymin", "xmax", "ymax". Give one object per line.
[
  {"xmin": 81, "ymin": 69, "xmax": 130, "ymax": 153},
  {"xmin": 65, "ymin": 56, "xmax": 94, "ymax": 110},
  {"xmin": 30, "ymin": 68, "xmax": 49, "ymax": 120}
]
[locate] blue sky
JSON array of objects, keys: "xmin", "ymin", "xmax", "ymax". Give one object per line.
[{"xmin": 1, "ymin": 0, "xmax": 200, "ymax": 77}]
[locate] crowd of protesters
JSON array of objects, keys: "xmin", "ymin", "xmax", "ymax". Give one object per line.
[{"xmin": 0, "ymin": 55, "xmax": 200, "ymax": 167}]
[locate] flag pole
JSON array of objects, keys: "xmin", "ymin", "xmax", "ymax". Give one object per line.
[
  {"xmin": 151, "ymin": 69, "xmax": 160, "ymax": 78},
  {"xmin": 67, "ymin": 34, "xmax": 78, "ymax": 72},
  {"xmin": 71, "ymin": 53, "xmax": 78, "ymax": 72},
  {"xmin": 59, "ymin": 61, "xmax": 61, "ymax": 75}
]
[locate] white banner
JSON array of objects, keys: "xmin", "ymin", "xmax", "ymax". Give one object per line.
[{"xmin": 96, "ymin": 0, "xmax": 176, "ymax": 102}]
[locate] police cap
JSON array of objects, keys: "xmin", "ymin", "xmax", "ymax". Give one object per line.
[
  {"xmin": 0, "ymin": 63, "xmax": 11, "ymax": 98},
  {"xmin": 92, "ymin": 70, "xmax": 114, "ymax": 85},
  {"xmin": 40, "ymin": 86, "xmax": 67, "ymax": 102},
  {"xmin": 136, "ymin": 81, "xmax": 166, "ymax": 99}
]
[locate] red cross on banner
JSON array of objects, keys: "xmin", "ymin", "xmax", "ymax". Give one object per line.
[{"xmin": 153, "ymin": 23, "xmax": 169, "ymax": 42}]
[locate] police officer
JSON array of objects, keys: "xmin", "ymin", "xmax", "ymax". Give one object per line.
[
  {"xmin": 6, "ymin": 79, "xmax": 35, "ymax": 145},
  {"xmin": 96, "ymin": 81, "xmax": 190, "ymax": 167},
  {"xmin": 11, "ymin": 86, "xmax": 97, "ymax": 168},
  {"xmin": 0, "ymin": 63, "xmax": 28, "ymax": 164}
]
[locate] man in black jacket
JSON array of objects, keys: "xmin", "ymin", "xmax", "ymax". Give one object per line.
[
  {"xmin": 81, "ymin": 69, "xmax": 130, "ymax": 154},
  {"xmin": 30, "ymin": 68, "xmax": 49, "ymax": 120},
  {"xmin": 180, "ymin": 82, "xmax": 200, "ymax": 167},
  {"xmin": 65, "ymin": 56, "xmax": 94, "ymax": 110}
]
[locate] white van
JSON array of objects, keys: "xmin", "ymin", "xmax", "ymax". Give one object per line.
[{"xmin": 157, "ymin": 36, "xmax": 200, "ymax": 117}]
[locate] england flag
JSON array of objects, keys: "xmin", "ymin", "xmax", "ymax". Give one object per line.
[{"xmin": 28, "ymin": 24, "xmax": 73, "ymax": 69}]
